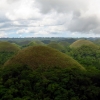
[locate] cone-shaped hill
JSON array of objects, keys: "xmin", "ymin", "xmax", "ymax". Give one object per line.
[
  {"xmin": 11, "ymin": 43, "xmax": 21, "ymax": 49},
  {"xmin": 27, "ymin": 41, "xmax": 45, "ymax": 46},
  {"xmin": 47, "ymin": 42, "xmax": 65, "ymax": 52},
  {"xmin": 70, "ymin": 39, "xmax": 98, "ymax": 48},
  {"xmin": 0, "ymin": 42, "xmax": 20, "ymax": 66},
  {"xmin": 59, "ymin": 41, "xmax": 70, "ymax": 47},
  {"xmin": 0, "ymin": 41, "xmax": 20, "ymax": 52},
  {"xmin": 4, "ymin": 46, "xmax": 85, "ymax": 70}
]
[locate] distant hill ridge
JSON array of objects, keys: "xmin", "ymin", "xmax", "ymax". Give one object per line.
[
  {"xmin": 47, "ymin": 42, "xmax": 65, "ymax": 52},
  {"xmin": 27, "ymin": 41, "xmax": 44, "ymax": 46}
]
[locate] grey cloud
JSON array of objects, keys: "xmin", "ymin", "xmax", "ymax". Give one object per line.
[
  {"xmin": 72, "ymin": 11, "xmax": 81, "ymax": 19},
  {"xmin": 36, "ymin": 0, "xmax": 100, "ymax": 34},
  {"xmin": 68, "ymin": 15, "xmax": 100, "ymax": 33},
  {"xmin": 1, "ymin": 0, "xmax": 100, "ymax": 36},
  {"xmin": 0, "ymin": 22, "xmax": 28, "ymax": 29},
  {"xmin": 0, "ymin": 16, "xmax": 65, "ymax": 31},
  {"xmin": 7, "ymin": 0, "xmax": 20, "ymax": 4},
  {"xmin": 0, "ymin": 14, "xmax": 10, "ymax": 23},
  {"xmin": 36, "ymin": 0, "xmax": 88, "ymax": 13},
  {"xmin": 92, "ymin": 27, "xmax": 100, "ymax": 33}
]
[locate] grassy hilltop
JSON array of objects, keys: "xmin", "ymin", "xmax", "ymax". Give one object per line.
[
  {"xmin": 70, "ymin": 39, "xmax": 98, "ymax": 48},
  {"xmin": 0, "ymin": 41, "xmax": 20, "ymax": 65},
  {"xmin": 0, "ymin": 41, "xmax": 20, "ymax": 52},
  {"xmin": 4, "ymin": 45, "xmax": 84, "ymax": 70}
]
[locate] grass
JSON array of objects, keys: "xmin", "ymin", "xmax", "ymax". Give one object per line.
[
  {"xmin": 4, "ymin": 46, "xmax": 85, "ymax": 70},
  {"xmin": 59, "ymin": 41, "xmax": 70, "ymax": 47},
  {"xmin": 27, "ymin": 41, "xmax": 45, "ymax": 46},
  {"xmin": 0, "ymin": 41, "xmax": 20, "ymax": 52},
  {"xmin": 70, "ymin": 39, "xmax": 98, "ymax": 48},
  {"xmin": 47, "ymin": 42, "xmax": 65, "ymax": 52}
]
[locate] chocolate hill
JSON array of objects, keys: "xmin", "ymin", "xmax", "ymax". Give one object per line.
[{"xmin": 4, "ymin": 46, "xmax": 85, "ymax": 70}]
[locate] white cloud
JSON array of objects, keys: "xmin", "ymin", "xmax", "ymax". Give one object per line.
[
  {"xmin": 16, "ymin": 29, "xmax": 29, "ymax": 34},
  {"xmin": 13, "ymin": 21, "xmax": 20, "ymax": 25},
  {"xmin": 0, "ymin": 31, "xmax": 7, "ymax": 37},
  {"xmin": 5, "ymin": 0, "xmax": 42, "ymax": 20},
  {"xmin": 0, "ymin": 0, "xmax": 100, "ymax": 37},
  {"xmin": 0, "ymin": 0, "xmax": 8, "ymax": 10}
]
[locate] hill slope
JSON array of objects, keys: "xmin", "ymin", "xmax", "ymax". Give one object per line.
[
  {"xmin": 4, "ymin": 46, "xmax": 85, "ymax": 70},
  {"xmin": 47, "ymin": 42, "xmax": 65, "ymax": 52},
  {"xmin": 0, "ymin": 41, "xmax": 20, "ymax": 65},
  {"xmin": 27, "ymin": 41, "xmax": 44, "ymax": 46},
  {"xmin": 70, "ymin": 39, "xmax": 98, "ymax": 48},
  {"xmin": 0, "ymin": 41, "xmax": 20, "ymax": 52}
]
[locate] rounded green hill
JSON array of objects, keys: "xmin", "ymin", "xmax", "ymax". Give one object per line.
[
  {"xmin": 4, "ymin": 46, "xmax": 85, "ymax": 70},
  {"xmin": 59, "ymin": 41, "xmax": 70, "ymax": 47},
  {"xmin": 70, "ymin": 39, "xmax": 98, "ymax": 48},
  {"xmin": 0, "ymin": 41, "xmax": 20, "ymax": 65},
  {"xmin": 47, "ymin": 42, "xmax": 65, "ymax": 52},
  {"xmin": 28, "ymin": 41, "xmax": 44, "ymax": 46},
  {"xmin": 0, "ymin": 41, "xmax": 20, "ymax": 52}
]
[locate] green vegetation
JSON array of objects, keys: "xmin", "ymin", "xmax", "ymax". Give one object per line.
[
  {"xmin": 70, "ymin": 39, "xmax": 98, "ymax": 49},
  {"xmin": 0, "ymin": 38, "xmax": 100, "ymax": 99},
  {"xmin": 0, "ymin": 42, "xmax": 20, "ymax": 66},
  {"xmin": 11, "ymin": 43, "xmax": 21, "ymax": 49},
  {"xmin": 0, "ymin": 52, "xmax": 15, "ymax": 66},
  {"xmin": 4, "ymin": 46, "xmax": 84, "ymax": 70},
  {"xmin": 69, "ymin": 45, "xmax": 100, "ymax": 70},
  {"xmin": 0, "ymin": 64, "xmax": 100, "ymax": 100},
  {"xmin": 93, "ymin": 39, "xmax": 100, "ymax": 46},
  {"xmin": 47, "ymin": 41, "xmax": 65, "ymax": 52},
  {"xmin": 69, "ymin": 39, "xmax": 100, "ymax": 70},
  {"xmin": 42, "ymin": 40, "xmax": 51, "ymax": 44},
  {"xmin": 23, "ymin": 40, "xmax": 45, "ymax": 48},
  {"xmin": 16, "ymin": 40, "xmax": 31, "ymax": 47},
  {"xmin": 0, "ymin": 42, "xmax": 20, "ymax": 52},
  {"xmin": 58, "ymin": 41, "xmax": 71, "ymax": 53},
  {"xmin": 58, "ymin": 41, "xmax": 70, "ymax": 49}
]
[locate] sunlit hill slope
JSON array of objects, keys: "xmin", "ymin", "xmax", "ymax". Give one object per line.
[{"xmin": 4, "ymin": 46, "xmax": 85, "ymax": 70}]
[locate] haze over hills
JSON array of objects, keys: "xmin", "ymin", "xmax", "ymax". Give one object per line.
[{"xmin": 4, "ymin": 46, "xmax": 85, "ymax": 70}]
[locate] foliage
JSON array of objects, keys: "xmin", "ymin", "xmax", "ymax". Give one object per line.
[
  {"xmin": 42, "ymin": 40, "xmax": 51, "ymax": 44},
  {"xmin": 0, "ymin": 64, "xmax": 100, "ymax": 100},
  {"xmin": 0, "ymin": 41, "xmax": 20, "ymax": 52},
  {"xmin": 0, "ymin": 39, "xmax": 100, "ymax": 100},
  {"xmin": 69, "ymin": 45, "xmax": 100, "ymax": 69},
  {"xmin": 0, "ymin": 42, "xmax": 20, "ymax": 66},
  {"xmin": 0, "ymin": 52, "xmax": 15, "ymax": 66},
  {"xmin": 4, "ymin": 46, "xmax": 84, "ymax": 70},
  {"xmin": 70, "ymin": 39, "xmax": 98, "ymax": 49},
  {"xmin": 47, "ymin": 42, "xmax": 66, "ymax": 52},
  {"xmin": 62, "ymin": 38, "xmax": 76, "ymax": 44},
  {"xmin": 16, "ymin": 40, "xmax": 31, "ymax": 47},
  {"xmin": 23, "ymin": 41, "xmax": 45, "ymax": 48},
  {"xmin": 58, "ymin": 41, "xmax": 70, "ymax": 49}
]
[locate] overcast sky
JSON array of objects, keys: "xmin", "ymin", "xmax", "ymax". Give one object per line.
[{"xmin": 0, "ymin": 0, "xmax": 100, "ymax": 38}]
